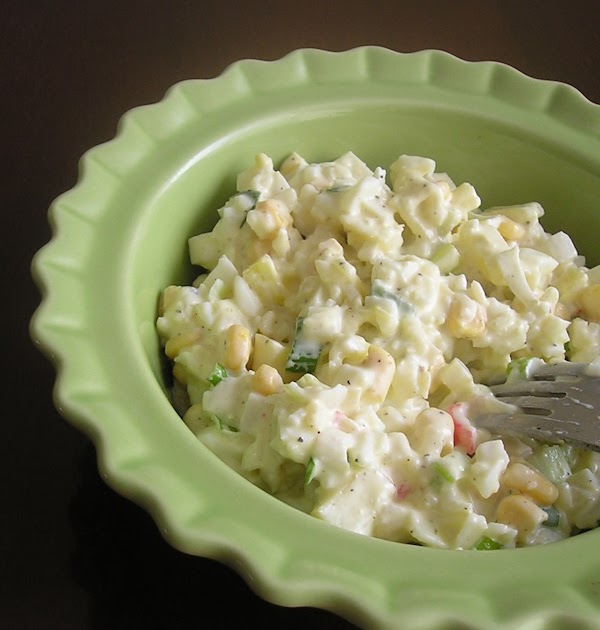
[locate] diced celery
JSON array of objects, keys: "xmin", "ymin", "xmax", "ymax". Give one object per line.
[
  {"xmin": 430, "ymin": 243, "xmax": 460, "ymax": 273},
  {"xmin": 281, "ymin": 380, "xmax": 311, "ymax": 405},
  {"xmin": 475, "ymin": 536, "xmax": 503, "ymax": 550},
  {"xmin": 528, "ymin": 444, "xmax": 572, "ymax": 485},
  {"xmin": 560, "ymin": 443, "xmax": 578, "ymax": 469},
  {"xmin": 207, "ymin": 362, "xmax": 228, "ymax": 387},
  {"xmin": 242, "ymin": 254, "xmax": 283, "ymax": 304}
]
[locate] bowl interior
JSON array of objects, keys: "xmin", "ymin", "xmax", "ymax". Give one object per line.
[
  {"xmin": 35, "ymin": 48, "xmax": 600, "ymax": 628},
  {"xmin": 129, "ymin": 98, "xmax": 600, "ymax": 387}
]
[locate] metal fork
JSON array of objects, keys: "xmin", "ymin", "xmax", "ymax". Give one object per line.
[{"xmin": 475, "ymin": 362, "xmax": 600, "ymax": 452}]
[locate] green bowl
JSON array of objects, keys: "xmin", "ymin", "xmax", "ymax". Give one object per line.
[{"xmin": 30, "ymin": 47, "xmax": 600, "ymax": 629}]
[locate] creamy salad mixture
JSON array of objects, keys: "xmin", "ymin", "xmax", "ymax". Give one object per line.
[{"xmin": 157, "ymin": 151, "xmax": 600, "ymax": 549}]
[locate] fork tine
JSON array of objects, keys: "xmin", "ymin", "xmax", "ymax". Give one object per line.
[
  {"xmin": 489, "ymin": 394, "xmax": 563, "ymax": 413},
  {"xmin": 490, "ymin": 379, "xmax": 567, "ymax": 398},
  {"xmin": 476, "ymin": 411, "xmax": 600, "ymax": 451},
  {"xmin": 528, "ymin": 361, "xmax": 589, "ymax": 379},
  {"xmin": 478, "ymin": 362, "xmax": 600, "ymax": 451}
]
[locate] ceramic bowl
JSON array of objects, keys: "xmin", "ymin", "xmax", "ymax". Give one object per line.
[{"xmin": 31, "ymin": 47, "xmax": 600, "ymax": 629}]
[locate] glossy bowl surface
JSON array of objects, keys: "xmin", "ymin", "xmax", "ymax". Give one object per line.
[{"xmin": 31, "ymin": 47, "xmax": 600, "ymax": 629}]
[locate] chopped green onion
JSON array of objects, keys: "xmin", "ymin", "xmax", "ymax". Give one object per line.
[
  {"xmin": 208, "ymin": 412, "xmax": 238, "ymax": 432},
  {"xmin": 432, "ymin": 461, "xmax": 455, "ymax": 483},
  {"xmin": 326, "ymin": 184, "xmax": 351, "ymax": 193},
  {"xmin": 542, "ymin": 506, "xmax": 560, "ymax": 528},
  {"xmin": 528, "ymin": 444, "xmax": 572, "ymax": 485},
  {"xmin": 235, "ymin": 190, "xmax": 261, "ymax": 226},
  {"xmin": 506, "ymin": 357, "xmax": 533, "ymax": 379},
  {"xmin": 207, "ymin": 362, "xmax": 228, "ymax": 387},
  {"xmin": 234, "ymin": 189, "xmax": 261, "ymax": 206},
  {"xmin": 208, "ymin": 411, "xmax": 222, "ymax": 428},
  {"xmin": 370, "ymin": 280, "xmax": 412, "ymax": 313},
  {"xmin": 305, "ymin": 457, "xmax": 316, "ymax": 485},
  {"xmin": 475, "ymin": 536, "xmax": 503, "ymax": 550},
  {"xmin": 285, "ymin": 317, "xmax": 321, "ymax": 374},
  {"xmin": 287, "ymin": 354, "xmax": 319, "ymax": 374}
]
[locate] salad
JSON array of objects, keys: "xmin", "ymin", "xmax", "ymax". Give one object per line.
[{"xmin": 157, "ymin": 151, "xmax": 600, "ymax": 549}]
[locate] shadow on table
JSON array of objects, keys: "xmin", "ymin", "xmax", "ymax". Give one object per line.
[{"xmin": 69, "ymin": 444, "xmax": 356, "ymax": 630}]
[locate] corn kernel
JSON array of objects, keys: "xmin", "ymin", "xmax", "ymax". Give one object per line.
[
  {"xmin": 496, "ymin": 494, "xmax": 547, "ymax": 541},
  {"xmin": 501, "ymin": 462, "xmax": 559, "ymax": 505},
  {"xmin": 253, "ymin": 364, "xmax": 283, "ymax": 395},
  {"xmin": 498, "ymin": 217, "xmax": 526, "ymax": 241},
  {"xmin": 224, "ymin": 324, "xmax": 252, "ymax": 371}
]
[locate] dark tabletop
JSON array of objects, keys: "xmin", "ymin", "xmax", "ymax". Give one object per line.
[{"xmin": 5, "ymin": 1, "xmax": 600, "ymax": 628}]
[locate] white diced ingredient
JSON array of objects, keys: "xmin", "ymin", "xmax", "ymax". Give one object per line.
[{"xmin": 157, "ymin": 151, "xmax": 600, "ymax": 549}]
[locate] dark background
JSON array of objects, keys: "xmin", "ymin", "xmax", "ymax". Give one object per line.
[{"xmin": 4, "ymin": 1, "xmax": 600, "ymax": 628}]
